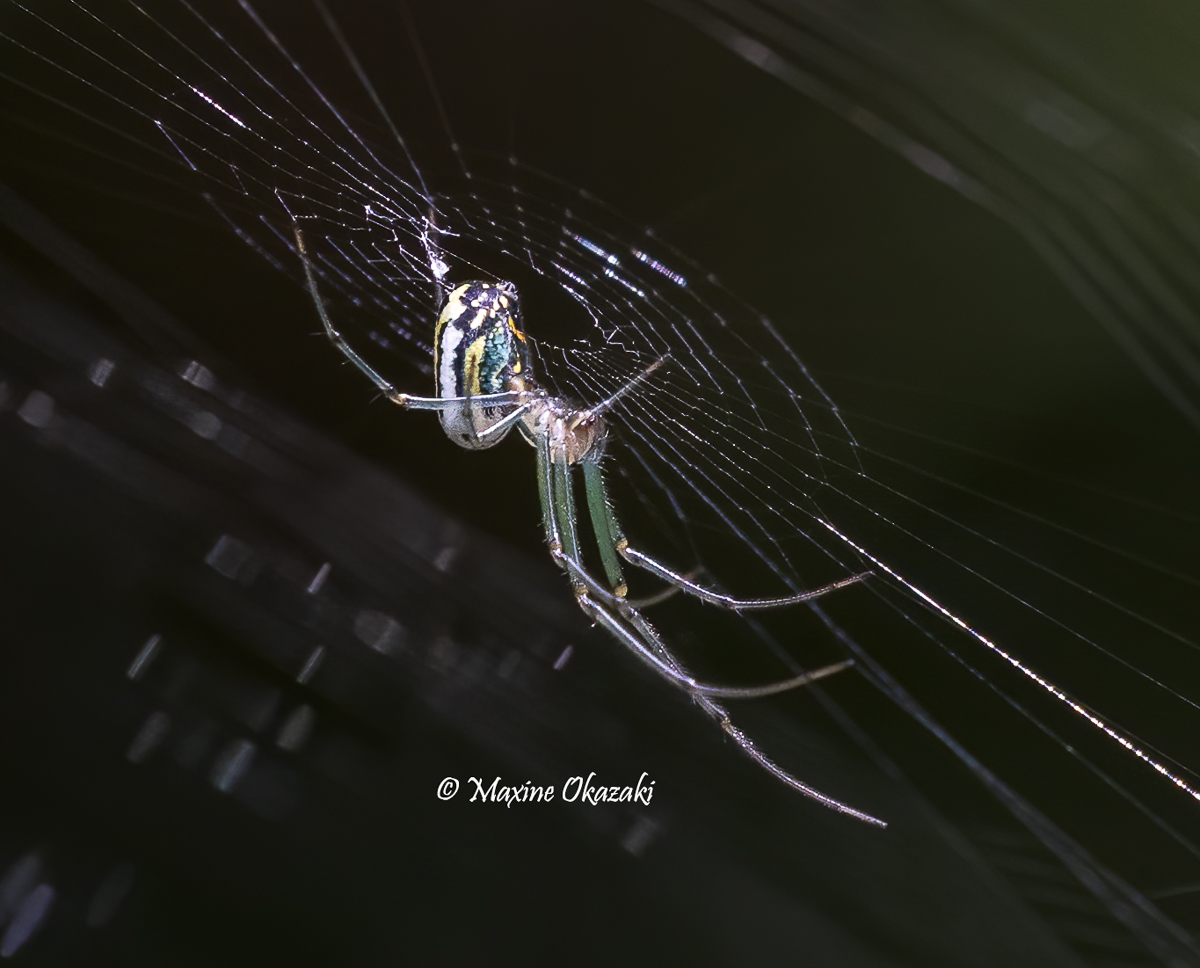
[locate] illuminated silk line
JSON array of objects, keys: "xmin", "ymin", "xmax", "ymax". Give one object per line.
[{"xmin": 819, "ymin": 518, "xmax": 1200, "ymax": 805}]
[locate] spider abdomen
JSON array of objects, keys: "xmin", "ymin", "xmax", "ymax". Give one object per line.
[{"xmin": 434, "ymin": 280, "xmax": 532, "ymax": 449}]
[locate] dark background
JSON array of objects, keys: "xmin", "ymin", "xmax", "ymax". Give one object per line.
[{"xmin": 0, "ymin": 0, "xmax": 1198, "ymax": 964}]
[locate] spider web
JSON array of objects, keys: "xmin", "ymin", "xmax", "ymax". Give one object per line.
[{"xmin": 2, "ymin": 0, "xmax": 1200, "ymax": 962}]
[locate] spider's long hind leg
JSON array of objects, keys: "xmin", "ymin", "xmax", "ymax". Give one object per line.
[
  {"xmin": 693, "ymin": 693, "xmax": 887, "ymax": 827},
  {"xmin": 561, "ymin": 449, "xmax": 855, "ymax": 700},
  {"xmin": 574, "ymin": 443, "xmax": 868, "ymax": 612},
  {"xmin": 580, "ymin": 459, "xmax": 627, "ymax": 597},
  {"xmin": 535, "ymin": 428, "xmax": 880, "ymax": 822},
  {"xmin": 575, "ymin": 592, "xmax": 882, "ymax": 823},
  {"xmin": 578, "ymin": 593, "xmax": 855, "ymax": 699},
  {"xmin": 619, "ymin": 542, "xmax": 870, "ymax": 611}
]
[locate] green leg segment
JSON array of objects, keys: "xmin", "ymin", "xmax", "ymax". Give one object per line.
[{"xmin": 581, "ymin": 459, "xmax": 627, "ymax": 597}]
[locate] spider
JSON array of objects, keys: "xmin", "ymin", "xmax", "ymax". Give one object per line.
[{"xmin": 294, "ymin": 228, "xmax": 883, "ymax": 827}]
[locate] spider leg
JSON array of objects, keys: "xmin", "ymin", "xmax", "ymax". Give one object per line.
[
  {"xmin": 538, "ymin": 433, "xmax": 708, "ymax": 688},
  {"xmin": 622, "ymin": 579, "xmax": 690, "ymax": 610},
  {"xmin": 580, "ymin": 459, "xmax": 628, "ymax": 597},
  {"xmin": 623, "ymin": 564, "xmax": 759, "ymax": 609},
  {"xmin": 691, "ymin": 693, "xmax": 887, "ymax": 827},
  {"xmin": 295, "ymin": 225, "xmax": 526, "ymax": 420},
  {"xmin": 575, "ymin": 442, "xmax": 869, "ymax": 611},
  {"xmin": 579, "ymin": 451, "xmax": 867, "ymax": 611},
  {"xmin": 570, "ymin": 551, "xmax": 882, "ymax": 824},
  {"xmin": 395, "ymin": 391, "xmax": 525, "ymax": 410},
  {"xmin": 562, "ymin": 550, "xmax": 853, "ymax": 696},
  {"xmin": 619, "ymin": 543, "xmax": 870, "ymax": 611},
  {"xmin": 567, "ymin": 453, "xmax": 857, "ymax": 697},
  {"xmin": 466, "ymin": 400, "xmax": 534, "ymax": 443},
  {"xmin": 581, "ymin": 354, "xmax": 670, "ymax": 419},
  {"xmin": 295, "ymin": 225, "xmax": 405, "ymax": 403},
  {"xmin": 536, "ymin": 439, "xmax": 882, "ymax": 822}
]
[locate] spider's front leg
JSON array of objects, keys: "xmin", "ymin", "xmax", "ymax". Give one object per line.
[
  {"xmin": 297, "ymin": 225, "xmax": 532, "ymax": 447},
  {"xmin": 295, "ymin": 225, "xmax": 407, "ymax": 402}
]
